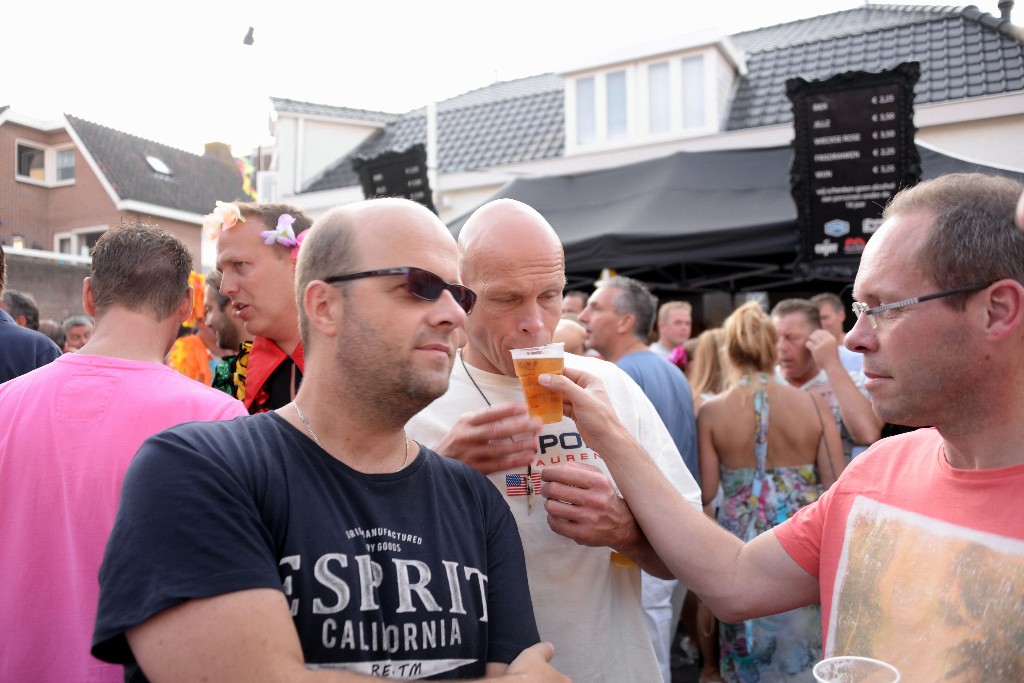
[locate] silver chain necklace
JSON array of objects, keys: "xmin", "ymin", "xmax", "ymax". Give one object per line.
[
  {"xmin": 459, "ymin": 351, "xmax": 536, "ymax": 512},
  {"xmin": 293, "ymin": 401, "xmax": 411, "ymax": 470}
]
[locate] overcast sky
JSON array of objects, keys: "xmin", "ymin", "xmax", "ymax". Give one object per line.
[{"xmin": 3, "ymin": 0, "xmax": 982, "ymax": 155}]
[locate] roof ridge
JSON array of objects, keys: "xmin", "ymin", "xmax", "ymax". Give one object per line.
[
  {"xmin": 430, "ymin": 72, "xmax": 562, "ymax": 111},
  {"xmin": 731, "ymin": 4, "xmax": 965, "ymax": 39},
  {"xmin": 64, "ymin": 113, "xmax": 203, "ymax": 157},
  {"xmin": 269, "ymin": 96, "xmax": 399, "ymax": 118}
]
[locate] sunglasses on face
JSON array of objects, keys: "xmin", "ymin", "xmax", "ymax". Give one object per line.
[{"xmin": 323, "ymin": 267, "xmax": 477, "ymax": 314}]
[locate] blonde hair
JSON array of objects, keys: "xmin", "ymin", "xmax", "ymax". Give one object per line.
[
  {"xmin": 724, "ymin": 300, "xmax": 777, "ymax": 378},
  {"xmin": 657, "ymin": 300, "xmax": 692, "ymax": 326},
  {"xmin": 687, "ymin": 328, "xmax": 728, "ymax": 397}
]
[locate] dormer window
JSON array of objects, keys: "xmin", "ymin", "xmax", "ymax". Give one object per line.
[
  {"xmin": 606, "ymin": 71, "xmax": 628, "ymax": 140},
  {"xmin": 564, "ymin": 35, "xmax": 741, "ymax": 154},
  {"xmin": 573, "ymin": 69, "xmax": 631, "ymax": 145},
  {"xmin": 681, "ymin": 55, "xmax": 706, "ymax": 128}
]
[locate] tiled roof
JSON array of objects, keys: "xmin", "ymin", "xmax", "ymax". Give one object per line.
[
  {"xmin": 66, "ymin": 115, "xmax": 245, "ymax": 216},
  {"xmin": 301, "ymin": 4, "xmax": 1022, "ymax": 193},
  {"xmin": 727, "ymin": 4, "xmax": 1024, "ymax": 129},
  {"xmin": 302, "ymin": 74, "xmax": 564, "ymax": 192},
  {"xmin": 270, "ymin": 97, "xmax": 400, "ymax": 124}
]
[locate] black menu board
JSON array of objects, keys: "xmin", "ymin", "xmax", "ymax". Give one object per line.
[
  {"xmin": 352, "ymin": 143, "xmax": 436, "ymax": 214},
  {"xmin": 787, "ymin": 63, "xmax": 921, "ymax": 269}
]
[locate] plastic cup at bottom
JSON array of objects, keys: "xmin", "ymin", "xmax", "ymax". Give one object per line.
[{"xmin": 813, "ymin": 656, "xmax": 900, "ymax": 683}]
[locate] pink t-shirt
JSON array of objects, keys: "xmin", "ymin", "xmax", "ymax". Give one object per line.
[
  {"xmin": 0, "ymin": 354, "xmax": 247, "ymax": 682},
  {"xmin": 776, "ymin": 427, "xmax": 1024, "ymax": 680}
]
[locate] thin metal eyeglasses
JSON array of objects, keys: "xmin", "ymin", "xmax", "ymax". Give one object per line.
[
  {"xmin": 851, "ymin": 282, "xmax": 992, "ymax": 329},
  {"xmin": 323, "ymin": 266, "xmax": 477, "ymax": 314}
]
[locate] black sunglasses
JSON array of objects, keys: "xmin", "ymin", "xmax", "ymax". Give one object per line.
[{"xmin": 323, "ymin": 267, "xmax": 477, "ymax": 314}]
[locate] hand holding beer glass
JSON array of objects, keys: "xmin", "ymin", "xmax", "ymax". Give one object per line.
[
  {"xmin": 510, "ymin": 342, "xmax": 565, "ymax": 424},
  {"xmin": 509, "ymin": 343, "xmax": 564, "ymax": 514}
]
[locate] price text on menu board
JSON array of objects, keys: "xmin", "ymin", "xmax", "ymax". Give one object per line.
[
  {"xmin": 787, "ymin": 63, "xmax": 921, "ymax": 264},
  {"xmin": 352, "ymin": 143, "xmax": 436, "ymax": 214}
]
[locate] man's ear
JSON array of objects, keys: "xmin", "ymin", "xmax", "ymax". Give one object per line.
[
  {"xmin": 983, "ymin": 279, "xmax": 1024, "ymax": 343},
  {"xmin": 175, "ymin": 286, "xmax": 195, "ymax": 324},
  {"xmin": 82, "ymin": 277, "xmax": 96, "ymax": 316},
  {"xmin": 618, "ymin": 313, "xmax": 635, "ymax": 335},
  {"xmin": 303, "ymin": 281, "xmax": 341, "ymax": 338}
]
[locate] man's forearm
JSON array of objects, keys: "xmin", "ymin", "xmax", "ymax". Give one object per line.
[
  {"xmin": 822, "ymin": 365, "xmax": 882, "ymax": 444},
  {"xmin": 594, "ymin": 428, "xmax": 817, "ymax": 621},
  {"xmin": 612, "ymin": 517, "xmax": 676, "ymax": 579}
]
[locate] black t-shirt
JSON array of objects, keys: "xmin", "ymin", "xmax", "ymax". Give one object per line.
[{"xmin": 93, "ymin": 413, "xmax": 538, "ymax": 680}]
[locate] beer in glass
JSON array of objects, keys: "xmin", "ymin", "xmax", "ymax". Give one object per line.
[{"xmin": 510, "ymin": 343, "xmax": 565, "ymax": 424}]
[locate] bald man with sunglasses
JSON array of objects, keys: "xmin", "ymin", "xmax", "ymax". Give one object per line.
[{"xmin": 92, "ymin": 198, "xmax": 567, "ymax": 683}]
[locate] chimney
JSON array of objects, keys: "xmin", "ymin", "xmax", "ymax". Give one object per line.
[
  {"xmin": 204, "ymin": 142, "xmax": 236, "ymax": 169},
  {"xmin": 998, "ymin": 0, "xmax": 1014, "ymax": 21}
]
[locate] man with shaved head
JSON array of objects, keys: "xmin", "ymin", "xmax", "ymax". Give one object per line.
[
  {"xmin": 94, "ymin": 198, "xmax": 565, "ymax": 682},
  {"xmin": 408, "ymin": 198, "xmax": 701, "ymax": 682}
]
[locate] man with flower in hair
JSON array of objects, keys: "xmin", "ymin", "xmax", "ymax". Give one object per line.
[{"xmin": 208, "ymin": 201, "xmax": 313, "ymax": 413}]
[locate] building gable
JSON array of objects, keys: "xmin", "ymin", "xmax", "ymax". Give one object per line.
[{"xmin": 65, "ymin": 115, "xmax": 244, "ymax": 216}]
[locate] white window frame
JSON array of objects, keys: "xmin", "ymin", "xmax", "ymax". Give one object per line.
[
  {"xmin": 566, "ymin": 68, "xmax": 636, "ymax": 152},
  {"xmin": 566, "ymin": 47, "xmax": 720, "ymax": 154},
  {"xmin": 56, "ymin": 146, "xmax": 76, "ymax": 182},
  {"xmin": 14, "ymin": 139, "xmax": 76, "ymax": 187},
  {"xmin": 54, "ymin": 225, "xmax": 106, "ymax": 257}
]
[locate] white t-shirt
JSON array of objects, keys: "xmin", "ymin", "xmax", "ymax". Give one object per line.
[
  {"xmin": 408, "ymin": 352, "xmax": 701, "ymax": 682},
  {"xmin": 648, "ymin": 341, "xmax": 673, "ymax": 359}
]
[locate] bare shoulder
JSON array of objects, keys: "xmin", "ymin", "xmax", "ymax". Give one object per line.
[
  {"xmin": 697, "ymin": 390, "xmax": 735, "ymax": 427},
  {"xmin": 770, "ymin": 383, "xmax": 818, "ymax": 413}
]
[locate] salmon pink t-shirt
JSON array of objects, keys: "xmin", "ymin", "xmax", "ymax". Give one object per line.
[{"xmin": 775, "ymin": 428, "xmax": 1024, "ymax": 680}]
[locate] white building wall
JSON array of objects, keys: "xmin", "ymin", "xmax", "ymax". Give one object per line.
[
  {"xmin": 300, "ymin": 120, "xmax": 379, "ymax": 185},
  {"xmin": 916, "ymin": 114, "xmax": 1024, "ymax": 171}
]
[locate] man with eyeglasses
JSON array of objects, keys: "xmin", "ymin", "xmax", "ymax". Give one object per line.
[
  {"xmin": 92, "ymin": 198, "xmax": 567, "ymax": 682},
  {"xmin": 407, "ymin": 199, "xmax": 700, "ymax": 682},
  {"xmin": 531, "ymin": 173, "xmax": 1024, "ymax": 681}
]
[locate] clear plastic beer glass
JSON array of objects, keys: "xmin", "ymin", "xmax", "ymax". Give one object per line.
[{"xmin": 510, "ymin": 343, "xmax": 565, "ymax": 424}]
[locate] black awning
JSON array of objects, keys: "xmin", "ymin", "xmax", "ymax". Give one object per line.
[{"xmin": 448, "ymin": 144, "xmax": 1024, "ymax": 293}]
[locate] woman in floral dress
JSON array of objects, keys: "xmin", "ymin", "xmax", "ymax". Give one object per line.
[{"xmin": 698, "ymin": 301, "xmax": 845, "ymax": 682}]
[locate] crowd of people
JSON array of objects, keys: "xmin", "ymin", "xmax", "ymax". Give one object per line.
[{"xmin": 1, "ymin": 171, "xmax": 1022, "ymax": 682}]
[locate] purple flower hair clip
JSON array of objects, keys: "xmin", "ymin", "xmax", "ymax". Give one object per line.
[{"xmin": 259, "ymin": 214, "xmax": 298, "ymax": 247}]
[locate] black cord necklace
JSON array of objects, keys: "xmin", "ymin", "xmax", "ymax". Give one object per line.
[{"xmin": 459, "ymin": 351, "xmax": 537, "ymax": 513}]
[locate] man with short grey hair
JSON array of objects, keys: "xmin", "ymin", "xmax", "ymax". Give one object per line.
[
  {"xmin": 62, "ymin": 314, "xmax": 94, "ymax": 352},
  {"xmin": 578, "ymin": 275, "xmax": 699, "ymax": 683}
]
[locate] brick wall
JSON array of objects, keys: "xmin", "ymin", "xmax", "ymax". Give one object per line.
[
  {"xmin": 0, "ymin": 120, "xmax": 202, "ymax": 262},
  {"xmin": 0, "ymin": 122, "xmax": 57, "ymax": 249},
  {"xmin": 4, "ymin": 252, "xmax": 91, "ymax": 321}
]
